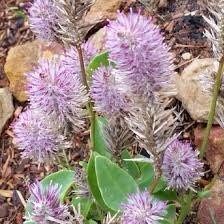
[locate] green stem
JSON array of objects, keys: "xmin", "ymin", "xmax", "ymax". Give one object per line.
[
  {"xmin": 200, "ymin": 56, "xmax": 224, "ymax": 159},
  {"xmin": 149, "ymin": 176, "xmax": 161, "ymax": 193},
  {"xmin": 176, "ymin": 191, "xmax": 194, "ymax": 224},
  {"xmin": 63, "ymin": 149, "xmax": 70, "ymax": 167},
  {"xmin": 76, "ymin": 44, "xmax": 96, "ymax": 150}
]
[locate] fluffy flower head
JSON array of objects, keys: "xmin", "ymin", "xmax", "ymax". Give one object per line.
[
  {"xmin": 106, "ymin": 9, "xmax": 174, "ymax": 99},
  {"xmin": 90, "ymin": 66, "xmax": 128, "ymax": 116},
  {"xmin": 12, "ymin": 109, "xmax": 69, "ymax": 163},
  {"xmin": 27, "ymin": 57, "xmax": 88, "ymax": 130},
  {"xmin": 29, "ymin": 0, "xmax": 57, "ymax": 41},
  {"xmin": 28, "ymin": 181, "xmax": 70, "ymax": 223},
  {"xmin": 62, "ymin": 41, "xmax": 97, "ymax": 75},
  {"xmin": 121, "ymin": 191, "xmax": 167, "ymax": 224},
  {"xmin": 162, "ymin": 140, "xmax": 203, "ymax": 190}
]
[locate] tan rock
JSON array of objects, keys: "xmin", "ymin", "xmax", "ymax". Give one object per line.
[
  {"xmin": 84, "ymin": 0, "xmax": 123, "ymax": 24},
  {"xmin": 0, "ymin": 88, "xmax": 14, "ymax": 134},
  {"xmin": 4, "ymin": 40, "xmax": 63, "ymax": 102},
  {"xmin": 198, "ymin": 179, "xmax": 224, "ymax": 224},
  {"xmin": 194, "ymin": 126, "xmax": 224, "ymax": 176},
  {"xmin": 175, "ymin": 58, "xmax": 218, "ymax": 122},
  {"xmin": 90, "ymin": 27, "xmax": 107, "ymax": 52}
]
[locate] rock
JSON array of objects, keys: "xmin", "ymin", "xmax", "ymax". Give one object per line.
[
  {"xmin": 181, "ymin": 52, "xmax": 192, "ymax": 60},
  {"xmin": 0, "ymin": 203, "xmax": 9, "ymax": 218},
  {"xmin": 194, "ymin": 126, "xmax": 224, "ymax": 176},
  {"xmin": 90, "ymin": 27, "xmax": 107, "ymax": 52},
  {"xmin": 175, "ymin": 58, "xmax": 218, "ymax": 122},
  {"xmin": 4, "ymin": 40, "xmax": 63, "ymax": 102},
  {"xmin": 198, "ymin": 179, "xmax": 224, "ymax": 224},
  {"xmin": 0, "ymin": 88, "xmax": 14, "ymax": 134},
  {"xmin": 158, "ymin": 0, "xmax": 168, "ymax": 8},
  {"xmin": 84, "ymin": 0, "xmax": 123, "ymax": 24}
]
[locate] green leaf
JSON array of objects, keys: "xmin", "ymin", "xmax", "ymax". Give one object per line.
[
  {"xmin": 93, "ymin": 116, "xmax": 111, "ymax": 158},
  {"xmin": 42, "ymin": 170, "xmax": 75, "ymax": 200},
  {"xmin": 153, "ymin": 189, "xmax": 177, "ymax": 201},
  {"xmin": 87, "ymin": 152, "xmax": 108, "ymax": 210},
  {"xmin": 197, "ymin": 190, "xmax": 211, "ymax": 198},
  {"xmin": 72, "ymin": 196, "xmax": 93, "ymax": 218},
  {"xmin": 87, "ymin": 52, "xmax": 109, "ymax": 76},
  {"xmin": 136, "ymin": 162, "xmax": 154, "ymax": 189},
  {"xmin": 85, "ymin": 220, "xmax": 98, "ymax": 224},
  {"xmin": 23, "ymin": 221, "xmax": 35, "ymax": 224},
  {"xmin": 160, "ymin": 204, "xmax": 176, "ymax": 224},
  {"xmin": 95, "ymin": 156, "xmax": 138, "ymax": 211},
  {"xmin": 153, "ymin": 178, "xmax": 167, "ymax": 193},
  {"xmin": 121, "ymin": 149, "xmax": 140, "ymax": 178}
]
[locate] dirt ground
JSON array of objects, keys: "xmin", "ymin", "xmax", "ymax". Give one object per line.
[{"xmin": 0, "ymin": 0, "xmax": 213, "ymax": 223}]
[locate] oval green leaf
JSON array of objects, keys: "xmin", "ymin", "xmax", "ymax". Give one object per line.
[
  {"xmin": 93, "ymin": 116, "xmax": 111, "ymax": 158},
  {"xmin": 42, "ymin": 169, "xmax": 75, "ymax": 200},
  {"xmin": 87, "ymin": 52, "xmax": 109, "ymax": 76},
  {"xmin": 87, "ymin": 152, "xmax": 108, "ymax": 210},
  {"xmin": 95, "ymin": 156, "xmax": 138, "ymax": 211}
]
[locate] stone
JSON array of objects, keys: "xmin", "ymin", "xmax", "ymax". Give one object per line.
[
  {"xmin": 0, "ymin": 204, "xmax": 9, "ymax": 218},
  {"xmin": 198, "ymin": 179, "xmax": 224, "ymax": 224},
  {"xmin": 90, "ymin": 27, "xmax": 107, "ymax": 52},
  {"xmin": 175, "ymin": 58, "xmax": 218, "ymax": 122},
  {"xmin": 84, "ymin": 0, "xmax": 123, "ymax": 24},
  {"xmin": 194, "ymin": 126, "xmax": 224, "ymax": 176},
  {"xmin": 4, "ymin": 40, "xmax": 63, "ymax": 102},
  {"xmin": 0, "ymin": 88, "xmax": 14, "ymax": 134}
]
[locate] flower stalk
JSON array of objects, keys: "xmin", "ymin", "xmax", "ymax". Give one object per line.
[
  {"xmin": 76, "ymin": 44, "xmax": 96, "ymax": 150},
  {"xmin": 200, "ymin": 55, "xmax": 224, "ymax": 158},
  {"xmin": 176, "ymin": 191, "xmax": 194, "ymax": 224}
]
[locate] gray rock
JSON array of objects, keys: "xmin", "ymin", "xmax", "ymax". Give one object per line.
[
  {"xmin": 0, "ymin": 88, "xmax": 14, "ymax": 134},
  {"xmin": 175, "ymin": 58, "xmax": 218, "ymax": 122}
]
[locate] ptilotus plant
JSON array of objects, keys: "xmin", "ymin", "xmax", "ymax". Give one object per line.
[
  {"xmin": 203, "ymin": 0, "xmax": 224, "ymax": 58},
  {"xmin": 102, "ymin": 116, "xmax": 135, "ymax": 158},
  {"xmin": 121, "ymin": 191, "xmax": 167, "ymax": 224},
  {"xmin": 28, "ymin": 181, "xmax": 73, "ymax": 224},
  {"xmin": 12, "ymin": 108, "xmax": 70, "ymax": 164},
  {"xmin": 27, "ymin": 57, "xmax": 88, "ymax": 131},
  {"xmin": 126, "ymin": 99, "xmax": 178, "ymax": 178},
  {"xmin": 90, "ymin": 66, "xmax": 128, "ymax": 116},
  {"xmin": 15, "ymin": 2, "xmax": 208, "ymax": 223},
  {"xmin": 162, "ymin": 140, "xmax": 203, "ymax": 191},
  {"xmin": 106, "ymin": 9, "xmax": 175, "ymax": 100}
]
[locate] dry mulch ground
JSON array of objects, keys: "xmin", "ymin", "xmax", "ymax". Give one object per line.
[{"xmin": 0, "ymin": 0, "xmax": 213, "ymax": 223}]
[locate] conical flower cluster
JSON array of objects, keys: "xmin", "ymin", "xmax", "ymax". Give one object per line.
[
  {"xmin": 121, "ymin": 191, "xmax": 167, "ymax": 224},
  {"xmin": 162, "ymin": 140, "xmax": 203, "ymax": 190}
]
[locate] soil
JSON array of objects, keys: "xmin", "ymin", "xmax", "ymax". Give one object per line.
[{"xmin": 0, "ymin": 0, "xmax": 214, "ymax": 223}]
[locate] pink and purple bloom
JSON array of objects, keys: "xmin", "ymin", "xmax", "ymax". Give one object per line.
[
  {"xmin": 106, "ymin": 9, "xmax": 174, "ymax": 99},
  {"xmin": 12, "ymin": 108, "xmax": 69, "ymax": 163},
  {"xmin": 90, "ymin": 66, "xmax": 128, "ymax": 116},
  {"xmin": 62, "ymin": 41, "xmax": 98, "ymax": 75},
  {"xmin": 162, "ymin": 140, "xmax": 204, "ymax": 190},
  {"xmin": 28, "ymin": 0, "xmax": 57, "ymax": 41},
  {"xmin": 26, "ymin": 57, "xmax": 88, "ymax": 131},
  {"xmin": 28, "ymin": 181, "xmax": 71, "ymax": 223},
  {"xmin": 121, "ymin": 191, "xmax": 167, "ymax": 224}
]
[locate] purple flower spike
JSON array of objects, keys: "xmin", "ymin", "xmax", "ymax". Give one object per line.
[
  {"xmin": 90, "ymin": 66, "xmax": 128, "ymax": 116},
  {"xmin": 62, "ymin": 41, "xmax": 98, "ymax": 75},
  {"xmin": 106, "ymin": 9, "xmax": 174, "ymax": 98},
  {"xmin": 27, "ymin": 57, "xmax": 88, "ymax": 130},
  {"xmin": 28, "ymin": 0, "xmax": 57, "ymax": 41},
  {"xmin": 162, "ymin": 140, "xmax": 204, "ymax": 190},
  {"xmin": 29, "ymin": 181, "xmax": 71, "ymax": 223},
  {"xmin": 121, "ymin": 191, "xmax": 167, "ymax": 224},
  {"xmin": 12, "ymin": 109, "xmax": 69, "ymax": 163}
]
